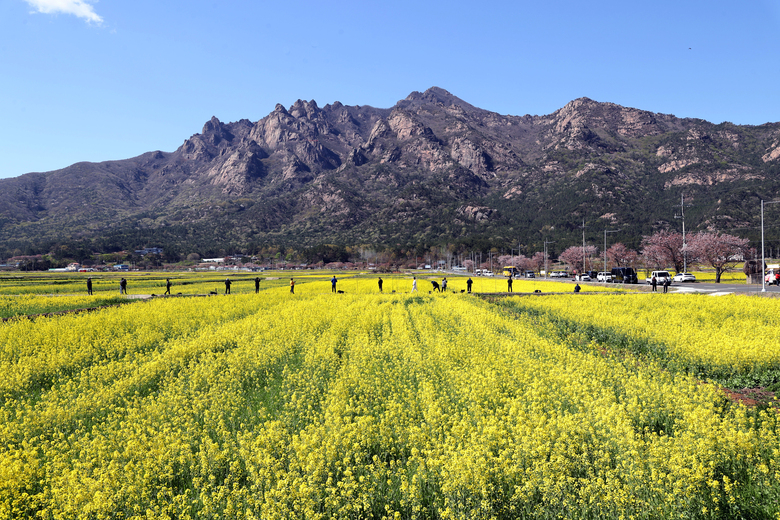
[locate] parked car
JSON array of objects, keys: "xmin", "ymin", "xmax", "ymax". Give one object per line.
[
  {"xmin": 646, "ymin": 270, "xmax": 672, "ymax": 285},
  {"xmin": 673, "ymin": 272, "xmax": 696, "ymax": 283},
  {"xmin": 596, "ymin": 272, "xmax": 613, "ymax": 282},
  {"xmin": 611, "ymin": 267, "xmax": 638, "ymax": 284},
  {"xmin": 524, "ymin": 270, "xmax": 535, "ymax": 278},
  {"xmin": 576, "ymin": 274, "xmax": 591, "ymax": 282}
]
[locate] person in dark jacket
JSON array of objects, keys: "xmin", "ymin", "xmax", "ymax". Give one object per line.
[
  {"xmin": 507, "ymin": 277, "xmax": 513, "ymax": 292},
  {"xmin": 164, "ymin": 278, "xmax": 172, "ymax": 295},
  {"xmin": 255, "ymin": 277, "xmax": 260, "ymax": 294},
  {"xmin": 663, "ymin": 277, "xmax": 670, "ymax": 293},
  {"xmin": 378, "ymin": 277, "xmax": 383, "ymax": 292},
  {"xmin": 120, "ymin": 278, "xmax": 127, "ymax": 295},
  {"xmin": 651, "ymin": 275, "xmax": 657, "ymax": 292},
  {"xmin": 331, "ymin": 276, "xmax": 338, "ymax": 293},
  {"xmin": 225, "ymin": 278, "xmax": 231, "ymax": 295},
  {"xmin": 431, "ymin": 280, "xmax": 440, "ymax": 292},
  {"xmin": 574, "ymin": 283, "xmax": 581, "ymax": 293},
  {"xmin": 466, "ymin": 277, "xmax": 473, "ymax": 293},
  {"xmin": 87, "ymin": 277, "xmax": 93, "ymax": 295}
]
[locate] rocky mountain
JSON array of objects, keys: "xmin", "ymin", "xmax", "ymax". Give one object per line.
[{"xmin": 2, "ymin": 87, "xmax": 780, "ymax": 258}]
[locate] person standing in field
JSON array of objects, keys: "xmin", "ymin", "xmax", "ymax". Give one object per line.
[
  {"xmin": 651, "ymin": 275, "xmax": 657, "ymax": 292},
  {"xmin": 663, "ymin": 277, "xmax": 670, "ymax": 293},
  {"xmin": 331, "ymin": 275, "xmax": 338, "ymax": 293},
  {"xmin": 225, "ymin": 278, "xmax": 231, "ymax": 295},
  {"xmin": 411, "ymin": 277, "xmax": 417, "ymax": 293},
  {"xmin": 290, "ymin": 278, "xmax": 295, "ymax": 294},
  {"xmin": 120, "ymin": 278, "xmax": 127, "ymax": 295},
  {"xmin": 164, "ymin": 278, "xmax": 171, "ymax": 295},
  {"xmin": 442, "ymin": 277, "xmax": 448, "ymax": 292},
  {"xmin": 255, "ymin": 277, "xmax": 260, "ymax": 294},
  {"xmin": 507, "ymin": 276, "xmax": 513, "ymax": 292},
  {"xmin": 378, "ymin": 277, "xmax": 383, "ymax": 292},
  {"xmin": 466, "ymin": 277, "xmax": 473, "ymax": 293},
  {"xmin": 87, "ymin": 277, "xmax": 93, "ymax": 295}
]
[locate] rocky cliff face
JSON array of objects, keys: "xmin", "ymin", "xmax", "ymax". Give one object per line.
[{"xmin": 2, "ymin": 87, "xmax": 779, "ymax": 252}]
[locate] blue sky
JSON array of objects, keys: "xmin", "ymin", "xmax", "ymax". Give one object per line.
[{"xmin": 1, "ymin": 0, "xmax": 779, "ymax": 179}]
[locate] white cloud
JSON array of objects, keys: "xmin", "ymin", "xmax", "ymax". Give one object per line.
[{"xmin": 24, "ymin": 0, "xmax": 103, "ymax": 24}]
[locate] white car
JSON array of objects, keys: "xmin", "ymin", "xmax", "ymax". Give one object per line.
[
  {"xmin": 646, "ymin": 270, "xmax": 672, "ymax": 285},
  {"xmin": 596, "ymin": 272, "xmax": 613, "ymax": 282},
  {"xmin": 576, "ymin": 274, "xmax": 591, "ymax": 282},
  {"xmin": 673, "ymin": 272, "xmax": 696, "ymax": 283}
]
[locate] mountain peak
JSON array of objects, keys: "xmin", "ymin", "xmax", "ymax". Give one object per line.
[{"xmin": 405, "ymin": 86, "xmax": 465, "ymax": 106}]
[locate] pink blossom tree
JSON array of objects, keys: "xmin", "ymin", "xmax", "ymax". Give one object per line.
[
  {"xmin": 641, "ymin": 231, "xmax": 685, "ymax": 273},
  {"xmin": 497, "ymin": 255, "xmax": 527, "ymax": 269},
  {"xmin": 606, "ymin": 243, "xmax": 639, "ymax": 268},
  {"xmin": 497, "ymin": 255, "xmax": 512, "ymax": 267},
  {"xmin": 529, "ymin": 251, "xmax": 546, "ymax": 274},
  {"xmin": 687, "ymin": 232, "xmax": 752, "ymax": 283},
  {"xmin": 559, "ymin": 245, "xmax": 599, "ymax": 274}
]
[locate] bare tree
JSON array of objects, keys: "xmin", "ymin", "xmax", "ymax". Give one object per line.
[
  {"xmin": 641, "ymin": 231, "xmax": 685, "ymax": 273},
  {"xmin": 687, "ymin": 232, "xmax": 752, "ymax": 283}
]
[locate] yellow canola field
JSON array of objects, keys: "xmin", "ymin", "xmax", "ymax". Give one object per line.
[
  {"xmin": 508, "ymin": 293, "xmax": 780, "ymax": 381},
  {"xmin": 1, "ymin": 289, "xmax": 778, "ymax": 519},
  {"xmin": 0, "ymin": 294, "xmax": 128, "ymax": 319}
]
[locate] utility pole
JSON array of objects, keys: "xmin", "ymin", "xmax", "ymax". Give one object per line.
[
  {"xmin": 603, "ymin": 229, "xmax": 619, "ymax": 282},
  {"xmin": 580, "ymin": 220, "xmax": 588, "ymax": 277},
  {"xmin": 674, "ymin": 194, "xmax": 693, "ymax": 273},
  {"xmin": 544, "ymin": 240, "xmax": 555, "ymax": 278}
]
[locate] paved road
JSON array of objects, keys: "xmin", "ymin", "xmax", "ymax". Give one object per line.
[
  {"xmin": 544, "ymin": 277, "xmax": 779, "ymax": 296},
  {"xmin": 666, "ymin": 281, "xmax": 780, "ymax": 296}
]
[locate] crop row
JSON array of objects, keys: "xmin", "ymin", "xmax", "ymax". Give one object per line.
[{"xmin": 1, "ymin": 289, "xmax": 778, "ymax": 519}]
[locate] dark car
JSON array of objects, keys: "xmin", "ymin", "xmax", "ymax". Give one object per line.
[
  {"xmin": 612, "ymin": 267, "xmax": 639, "ymax": 283},
  {"xmin": 611, "ymin": 267, "xmax": 638, "ymax": 284}
]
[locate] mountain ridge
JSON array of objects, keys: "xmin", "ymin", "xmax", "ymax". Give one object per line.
[{"xmin": 2, "ymin": 87, "xmax": 780, "ymax": 259}]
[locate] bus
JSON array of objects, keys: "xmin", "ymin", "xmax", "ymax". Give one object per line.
[{"xmin": 502, "ymin": 266, "xmax": 520, "ymax": 278}]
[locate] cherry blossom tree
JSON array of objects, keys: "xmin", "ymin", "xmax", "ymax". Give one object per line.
[
  {"xmin": 529, "ymin": 251, "xmax": 546, "ymax": 274},
  {"xmin": 497, "ymin": 255, "xmax": 526, "ymax": 268},
  {"xmin": 559, "ymin": 245, "xmax": 599, "ymax": 274},
  {"xmin": 641, "ymin": 231, "xmax": 685, "ymax": 273},
  {"xmin": 687, "ymin": 232, "xmax": 752, "ymax": 283},
  {"xmin": 606, "ymin": 243, "xmax": 639, "ymax": 268}
]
